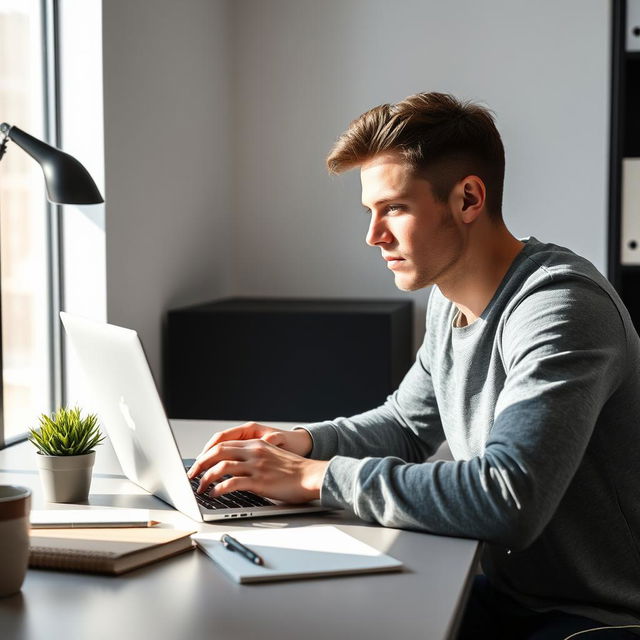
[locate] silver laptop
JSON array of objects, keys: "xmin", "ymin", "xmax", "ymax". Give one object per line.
[{"xmin": 60, "ymin": 312, "xmax": 327, "ymax": 522}]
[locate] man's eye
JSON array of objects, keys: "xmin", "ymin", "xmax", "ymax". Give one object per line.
[{"xmin": 387, "ymin": 205, "xmax": 404, "ymax": 213}]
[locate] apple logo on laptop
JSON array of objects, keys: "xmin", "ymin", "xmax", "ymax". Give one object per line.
[{"xmin": 119, "ymin": 396, "xmax": 137, "ymax": 432}]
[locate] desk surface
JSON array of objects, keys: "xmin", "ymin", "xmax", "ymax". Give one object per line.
[{"xmin": 0, "ymin": 420, "xmax": 480, "ymax": 640}]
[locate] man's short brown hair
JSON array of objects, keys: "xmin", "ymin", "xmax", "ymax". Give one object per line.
[{"xmin": 326, "ymin": 92, "xmax": 505, "ymax": 219}]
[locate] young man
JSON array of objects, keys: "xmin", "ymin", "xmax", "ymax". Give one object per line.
[{"xmin": 188, "ymin": 93, "xmax": 640, "ymax": 638}]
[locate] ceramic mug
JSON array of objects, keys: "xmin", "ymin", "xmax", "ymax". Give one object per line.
[{"xmin": 0, "ymin": 485, "xmax": 31, "ymax": 597}]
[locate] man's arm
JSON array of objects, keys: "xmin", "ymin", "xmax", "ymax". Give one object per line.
[
  {"xmin": 189, "ymin": 308, "xmax": 447, "ymax": 484},
  {"xmin": 300, "ymin": 339, "xmax": 446, "ymax": 463},
  {"xmin": 188, "ymin": 279, "xmax": 627, "ymax": 545},
  {"xmin": 300, "ymin": 292, "xmax": 447, "ymax": 463},
  {"xmin": 187, "ymin": 319, "xmax": 447, "ymax": 499},
  {"xmin": 316, "ymin": 280, "xmax": 628, "ymax": 549}
]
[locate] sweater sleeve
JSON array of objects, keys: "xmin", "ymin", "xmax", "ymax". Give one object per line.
[
  {"xmin": 300, "ymin": 323, "xmax": 446, "ymax": 464},
  {"xmin": 316, "ymin": 278, "xmax": 626, "ymax": 550}
]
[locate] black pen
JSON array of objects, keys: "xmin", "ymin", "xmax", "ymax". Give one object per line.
[{"xmin": 221, "ymin": 534, "xmax": 264, "ymax": 565}]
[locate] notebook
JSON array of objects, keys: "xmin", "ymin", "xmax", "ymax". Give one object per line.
[
  {"xmin": 30, "ymin": 508, "xmax": 156, "ymax": 528},
  {"xmin": 29, "ymin": 527, "xmax": 196, "ymax": 575},
  {"xmin": 193, "ymin": 525, "xmax": 403, "ymax": 583}
]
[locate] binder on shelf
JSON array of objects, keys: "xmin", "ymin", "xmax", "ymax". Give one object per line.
[
  {"xmin": 621, "ymin": 159, "xmax": 640, "ymax": 265},
  {"xmin": 628, "ymin": 0, "xmax": 640, "ymax": 52}
]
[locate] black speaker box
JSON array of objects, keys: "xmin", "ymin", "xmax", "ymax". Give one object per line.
[{"xmin": 164, "ymin": 297, "xmax": 413, "ymax": 423}]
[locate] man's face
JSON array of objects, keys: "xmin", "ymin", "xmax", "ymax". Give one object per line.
[{"xmin": 361, "ymin": 152, "xmax": 464, "ymax": 291}]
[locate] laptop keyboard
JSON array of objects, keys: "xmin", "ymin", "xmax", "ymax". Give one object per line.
[{"xmin": 187, "ymin": 470, "xmax": 275, "ymax": 510}]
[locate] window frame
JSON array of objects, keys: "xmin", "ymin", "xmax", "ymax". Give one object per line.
[{"xmin": 0, "ymin": 0, "xmax": 64, "ymax": 448}]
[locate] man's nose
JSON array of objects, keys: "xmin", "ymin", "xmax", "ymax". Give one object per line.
[{"xmin": 366, "ymin": 215, "xmax": 392, "ymax": 246}]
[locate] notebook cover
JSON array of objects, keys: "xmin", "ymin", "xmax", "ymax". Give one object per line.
[
  {"xmin": 193, "ymin": 525, "xmax": 403, "ymax": 583},
  {"xmin": 29, "ymin": 527, "xmax": 196, "ymax": 575}
]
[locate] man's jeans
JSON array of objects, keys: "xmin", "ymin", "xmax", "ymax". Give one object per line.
[{"xmin": 456, "ymin": 576, "xmax": 639, "ymax": 640}]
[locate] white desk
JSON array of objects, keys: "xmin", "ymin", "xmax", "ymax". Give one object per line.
[{"xmin": 0, "ymin": 420, "xmax": 480, "ymax": 640}]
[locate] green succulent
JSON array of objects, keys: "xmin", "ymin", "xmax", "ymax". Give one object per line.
[{"xmin": 28, "ymin": 406, "xmax": 105, "ymax": 456}]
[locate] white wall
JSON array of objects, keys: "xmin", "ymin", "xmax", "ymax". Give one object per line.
[
  {"xmin": 102, "ymin": 0, "xmax": 233, "ymax": 382},
  {"xmin": 102, "ymin": 0, "xmax": 610, "ymax": 380}
]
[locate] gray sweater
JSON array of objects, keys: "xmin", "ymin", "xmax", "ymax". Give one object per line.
[{"xmin": 303, "ymin": 237, "xmax": 640, "ymax": 626}]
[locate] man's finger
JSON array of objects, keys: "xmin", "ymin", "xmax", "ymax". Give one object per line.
[
  {"xmin": 198, "ymin": 433, "xmax": 221, "ymax": 457},
  {"xmin": 261, "ymin": 431, "xmax": 284, "ymax": 447},
  {"xmin": 198, "ymin": 426, "xmax": 248, "ymax": 456},
  {"xmin": 187, "ymin": 442, "xmax": 248, "ymax": 478},
  {"xmin": 210, "ymin": 475, "xmax": 255, "ymax": 497},
  {"xmin": 197, "ymin": 460, "xmax": 248, "ymax": 493},
  {"xmin": 197, "ymin": 422, "xmax": 266, "ymax": 457}
]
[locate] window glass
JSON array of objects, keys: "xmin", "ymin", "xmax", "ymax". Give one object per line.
[
  {"xmin": 0, "ymin": 0, "xmax": 50, "ymax": 442},
  {"xmin": 58, "ymin": 0, "xmax": 106, "ymax": 406}
]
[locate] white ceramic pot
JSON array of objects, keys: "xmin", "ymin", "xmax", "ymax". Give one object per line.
[{"xmin": 36, "ymin": 451, "xmax": 96, "ymax": 503}]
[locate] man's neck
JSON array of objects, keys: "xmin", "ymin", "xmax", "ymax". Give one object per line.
[{"xmin": 439, "ymin": 225, "xmax": 525, "ymax": 327}]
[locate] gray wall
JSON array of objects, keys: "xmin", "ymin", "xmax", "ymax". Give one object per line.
[
  {"xmin": 102, "ymin": 0, "xmax": 233, "ymax": 380},
  {"xmin": 103, "ymin": 0, "xmax": 610, "ymax": 381},
  {"xmin": 232, "ymin": 0, "xmax": 610, "ymax": 340}
]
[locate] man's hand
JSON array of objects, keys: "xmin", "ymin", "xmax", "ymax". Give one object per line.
[
  {"xmin": 186, "ymin": 438, "xmax": 328, "ymax": 504},
  {"xmin": 192, "ymin": 422, "xmax": 313, "ymax": 459}
]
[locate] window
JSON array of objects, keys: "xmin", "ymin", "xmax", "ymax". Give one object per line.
[
  {"xmin": 0, "ymin": 0, "xmax": 50, "ymax": 445},
  {"xmin": 0, "ymin": 0, "xmax": 106, "ymax": 447},
  {"xmin": 57, "ymin": 0, "xmax": 106, "ymax": 405}
]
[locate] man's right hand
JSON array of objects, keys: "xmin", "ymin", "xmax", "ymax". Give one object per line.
[{"xmin": 188, "ymin": 422, "xmax": 313, "ymax": 476}]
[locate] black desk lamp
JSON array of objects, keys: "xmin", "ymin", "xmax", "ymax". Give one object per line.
[
  {"xmin": 0, "ymin": 122, "xmax": 103, "ymax": 443},
  {"xmin": 0, "ymin": 122, "xmax": 103, "ymax": 204}
]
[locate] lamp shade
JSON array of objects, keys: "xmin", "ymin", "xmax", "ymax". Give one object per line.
[{"xmin": 2, "ymin": 124, "xmax": 103, "ymax": 205}]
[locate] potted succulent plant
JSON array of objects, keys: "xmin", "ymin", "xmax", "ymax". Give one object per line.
[{"xmin": 28, "ymin": 406, "xmax": 105, "ymax": 503}]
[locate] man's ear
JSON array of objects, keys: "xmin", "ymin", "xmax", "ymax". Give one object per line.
[{"xmin": 453, "ymin": 176, "xmax": 486, "ymax": 223}]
